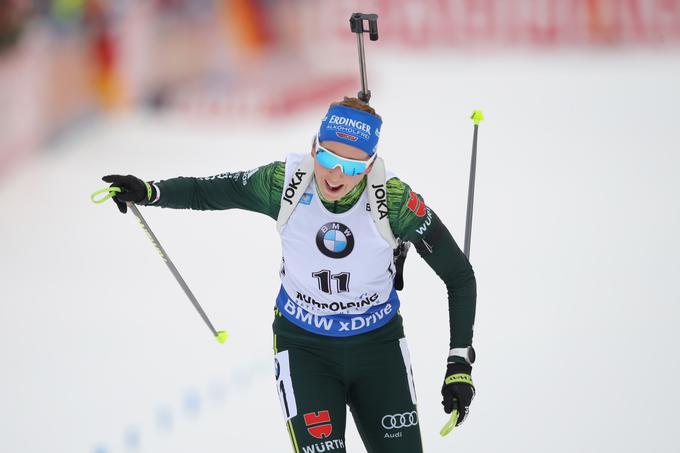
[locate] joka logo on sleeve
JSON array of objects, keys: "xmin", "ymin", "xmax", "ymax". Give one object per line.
[{"xmin": 304, "ymin": 410, "xmax": 333, "ymax": 439}]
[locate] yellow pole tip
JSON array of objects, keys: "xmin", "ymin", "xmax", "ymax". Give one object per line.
[
  {"xmin": 216, "ymin": 331, "xmax": 228, "ymax": 344},
  {"xmin": 471, "ymin": 110, "xmax": 485, "ymax": 125}
]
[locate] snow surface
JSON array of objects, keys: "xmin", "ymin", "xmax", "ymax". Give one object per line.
[{"xmin": 1, "ymin": 50, "xmax": 679, "ymax": 452}]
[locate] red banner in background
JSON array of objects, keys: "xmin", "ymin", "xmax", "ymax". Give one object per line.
[{"xmin": 300, "ymin": 0, "xmax": 680, "ymax": 47}]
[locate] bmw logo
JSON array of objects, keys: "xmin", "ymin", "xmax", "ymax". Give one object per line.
[{"xmin": 316, "ymin": 222, "xmax": 355, "ymax": 259}]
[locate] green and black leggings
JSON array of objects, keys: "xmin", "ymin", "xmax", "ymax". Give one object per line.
[{"xmin": 273, "ymin": 311, "xmax": 423, "ymax": 453}]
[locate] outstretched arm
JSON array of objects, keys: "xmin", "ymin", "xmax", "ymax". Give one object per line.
[{"xmin": 149, "ymin": 161, "xmax": 286, "ymax": 219}]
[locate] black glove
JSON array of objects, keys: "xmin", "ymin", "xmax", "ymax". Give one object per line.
[
  {"xmin": 101, "ymin": 174, "xmax": 155, "ymax": 214},
  {"xmin": 441, "ymin": 363, "xmax": 475, "ymax": 426}
]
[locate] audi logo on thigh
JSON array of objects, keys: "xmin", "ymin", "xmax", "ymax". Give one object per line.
[{"xmin": 381, "ymin": 411, "xmax": 418, "ymax": 429}]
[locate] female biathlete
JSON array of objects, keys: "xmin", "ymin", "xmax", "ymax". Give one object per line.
[{"xmin": 102, "ymin": 97, "xmax": 477, "ymax": 453}]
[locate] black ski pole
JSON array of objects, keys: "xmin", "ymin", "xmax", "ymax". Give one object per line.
[
  {"xmin": 440, "ymin": 109, "xmax": 484, "ymax": 437},
  {"xmin": 464, "ymin": 110, "xmax": 484, "ymax": 260},
  {"xmin": 91, "ymin": 187, "xmax": 228, "ymax": 344}
]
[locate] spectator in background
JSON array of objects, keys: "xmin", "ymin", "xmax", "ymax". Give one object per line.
[{"xmin": 0, "ymin": 0, "xmax": 30, "ymax": 53}]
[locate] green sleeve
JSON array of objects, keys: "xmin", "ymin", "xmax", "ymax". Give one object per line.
[
  {"xmin": 386, "ymin": 178, "xmax": 477, "ymax": 349},
  {"xmin": 151, "ymin": 161, "xmax": 285, "ymax": 220}
]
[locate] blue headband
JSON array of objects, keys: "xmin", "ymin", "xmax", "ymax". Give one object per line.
[{"xmin": 318, "ymin": 104, "xmax": 382, "ymax": 157}]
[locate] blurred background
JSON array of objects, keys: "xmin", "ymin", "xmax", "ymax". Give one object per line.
[{"xmin": 1, "ymin": 1, "xmax": 679, "ymax": 452}]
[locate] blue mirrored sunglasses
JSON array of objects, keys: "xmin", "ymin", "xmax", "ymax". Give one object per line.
[{"xmin": 314, "ymin": 135, "xmax": 376, "ymax": 176}]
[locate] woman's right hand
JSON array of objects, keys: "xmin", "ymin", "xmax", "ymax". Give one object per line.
[{"xmin": 101, "ymin": 174, "xmax": 155, "ymax": 213}]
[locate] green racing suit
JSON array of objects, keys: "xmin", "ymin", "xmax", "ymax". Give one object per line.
[{"xmin": 147, "ymin": 159, "xmax": 476, "ymax": 452}]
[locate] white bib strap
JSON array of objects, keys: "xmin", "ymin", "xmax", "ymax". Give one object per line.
[
  {"xmin": 276, "ymin": 155, "xmax": 315, "ymax": 233},
  {"xmin": 367, "ymin": 157, "xmax": 398, "ymax": 249}
]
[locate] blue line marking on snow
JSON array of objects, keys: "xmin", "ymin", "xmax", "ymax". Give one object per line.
[
  {"xmin": 156, "ymin": 405, "xmax": 174, "ymax": 432},
  {"xmin": 182, "ymin": 389, "xmax": 201, "ymax": 417},
  {"xmin": 124, "ymin": 426, "xmax": 141, "ymax": 450},
  {"xmin": 95, "ymin": 358, "xmax": 269, "ymax": 451}
]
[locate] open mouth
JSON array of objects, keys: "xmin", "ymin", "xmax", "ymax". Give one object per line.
[{"xmin": 324, "ymin": 179, "xmax": 344, "ymax": 194}]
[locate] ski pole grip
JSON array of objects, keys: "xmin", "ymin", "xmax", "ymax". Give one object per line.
[{"xmin": 350, "ymin": 13, "xmax": 379, "ymax": 40}]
